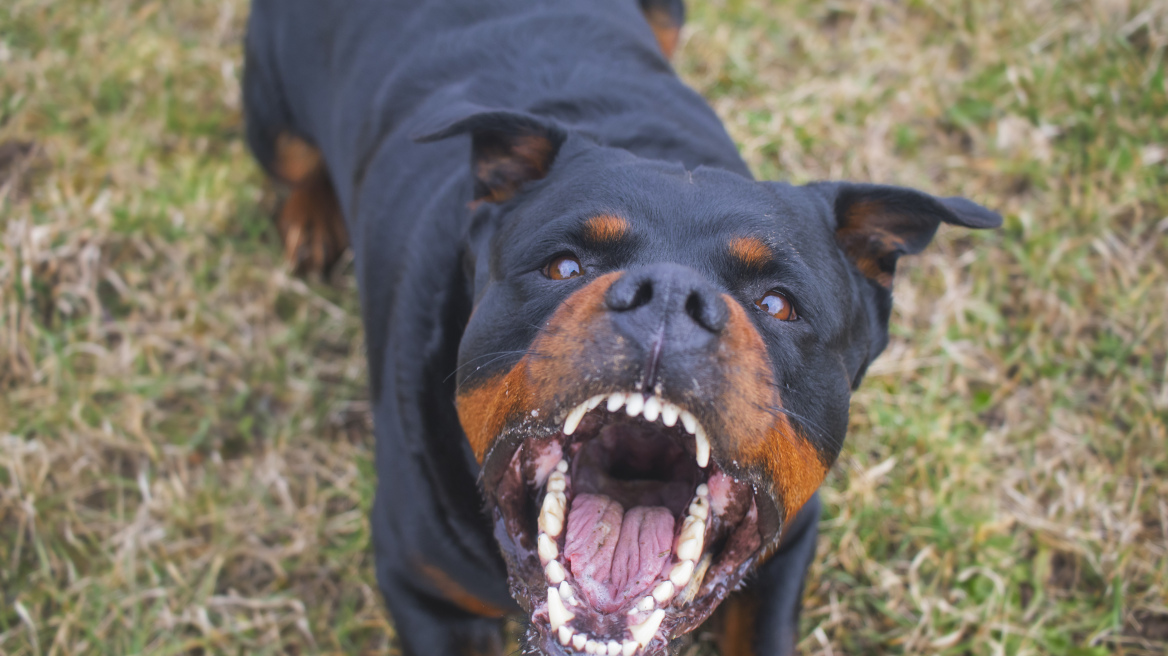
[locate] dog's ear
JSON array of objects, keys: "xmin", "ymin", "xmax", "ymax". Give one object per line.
[
  {"xmin": 810, "ymin": 182, "xmax": 1002, "ymax": 288},
  {"xmin": 416, "ymin": 108, "xmax": 567, "ymax": 203}
]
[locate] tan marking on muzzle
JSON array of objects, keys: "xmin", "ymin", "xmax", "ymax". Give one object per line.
[{"xmin": 456, "ymin": 272, "xmax": 622, "ymax": 463}]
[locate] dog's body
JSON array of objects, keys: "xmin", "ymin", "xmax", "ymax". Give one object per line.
[{"xmin": 243, "ymin": 1, "xmax": 1000, "ymax": 655}]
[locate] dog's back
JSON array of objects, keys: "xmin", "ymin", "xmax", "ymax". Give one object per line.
[{"xmin": 244, "ymin": 0, "xmax": 745, "ymax": 215}]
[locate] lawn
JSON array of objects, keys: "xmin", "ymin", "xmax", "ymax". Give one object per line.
[{"xmin": 1, "ymin": 0, "xmax": 1165, "ymax": 654}]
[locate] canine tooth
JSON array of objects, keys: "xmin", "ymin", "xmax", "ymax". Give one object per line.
[
  {"xmin": 538, "ymin": 533, "xmax": 558, "ymax": 563},
  {"xmin": 564, "ymin": 403, "xmax": 588, "ymax": 435},
  {"xmin": 625, "ymin": 394, "xmax": 644, "ymax": 417},
  {"xmin": 696, "ymin": 483, "xmax": 709, "ymax": 497},
  {"xmin": 638, "ymin": 596, "xmax": 655, "ymax": 612},
  {"xmin": 677, "ymin": 553, "xmax": 713, "ymax": 606},
  {"xmin": 661, "ymin": 403, "xmax": 679, "ymax": 427},
  {"xmin": 679, "ymin": 410, "xmax": 696, "ymax": 434},
  {"xmin": 669, "ymin": 559, "xmax": 695, "ymax": 587},
  {"xmin": 539, "ymin": 492, "xmax": 565, "ymax": 536},
  {"xmin": 622, "ymin": 641, "xmax": 639, "ymax": 656},
  {"xmin": 546, "ymin": 559, "xmax": 566, "ymax": 585},
  {"xmin": 688, "ymin": 496, "xmax": 709, "ymax": 521},
  {"xmin": 651, "ymin": 580, "xmax": 674, "ymax": 603},
  {"xmin": 608, "ymin": 641, "xmax": 622, "ymax": 655},
  {"xmin": 629, "ymin": 608, "xmax": 665, "ymax": 647},
  {"xmin": 548, "ymin": 586, "xmax": 575, "ymax": 630},
  {"xmin": 694, "ymin": 425, "xmax": 710, "ymax": 467},
  {"xmin": 573, "ymin": 634, "xmax": 587, "ymax": 650},
  {"xmin": 587, "ymin": 394, "xmax": 604, "ymax": 410},
  {"xmin": 642, "ymin": 396, "xmax": 661, "ymax": 422},
  {"xmin": 606, "ymin": 393, "xmax": 626, "ymax": 412},
  {"xmin": 558, "ymin": 625, "xmax": 574, "ymax": 645},
  {"xmin": 557, "ymin": 460, "xmax": 569, "ymax": 473}
]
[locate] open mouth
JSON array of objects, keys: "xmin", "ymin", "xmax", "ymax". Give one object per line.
[{"xmin": 491, "ymin": 392, "xmax": 772, "ymax": 655}]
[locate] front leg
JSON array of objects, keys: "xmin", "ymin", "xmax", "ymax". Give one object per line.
[{"xmin": 717, "ymin": 492, "xmax": 821, "ymax": 656}]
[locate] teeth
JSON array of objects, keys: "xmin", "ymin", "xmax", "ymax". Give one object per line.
[
  {"xmin": 607, "ymin": 641, "xmax": 622, "ymax": 655},
  {"xmin": 669, "ymin": 559, "xmax": 695, "ymax": 587},
  {"xmin": 625, "ymin": 394, "xmax": 644, "ymax": 417},
  {"xmin": 694, "ymin": 425, "xmax": 710, "ymax": 468},
  {"xmin": 559, "ymin": 626, "xmax": 574, "ymax": 646},
  {"xmin": 676, "ymin": 538, "xmax": 700, "ymax": 562},
  {"xmin": 661, "ymin": 403, "xmax": 679, "ymax": 427},
  {"xmin": 545, "ymin": 560, "xmax": 566, "ymax": 585},
  {"xmin": 606, "ymin": 393, "xmax": 626, "ymax": 412},
  {"xmin": 679, "ymin": 410, "xmax": 696, "ymax": 435},
  {"xmin": 538, "ymin": 533, "xmax": 558, "ymax": 563},
  {"xmin": 678, "ymin": 516, "xmax": 705, "ymax": 555},
  {"xmin": 564, "ymin": 402, "xmax": 588, "ymax": 435},
  {"xmin": 677, "ymin": 552, "xmax": 713, "ymax": 606},
  {"xmin": 622, "ymin": 641, "xmax": 638, "ymax": 656},
  {"xmin": 696, "ymin": 483, "xmax": 709, "ymax": 497},
  {"xmin": 558, "ymin": 580, "xmax": 574, "ymax": 602},
  {"xmin": 539, "ymin": 492, "xmax": 566, "ymax": 537},
  {"xmin": 548, "ymin": 470, "xmax": 567, "ymax": 493},
  {"xmin": 651, "ymin": 580, "xmax": 674, "ymax": 604},
  {"xmin": 587, "ymin": 640, "xmax": 602, "ymax": 654},
  {"xmin": 688, "ymin": 495, "xmax": 709, "ymax": 521},
  {"xmin": 629, "ymin": 608, "xmax": 665, "ymax": 647},
  {"xmin": 573, "ymin": 634, "xmax": 587, "ymax": 650},
  {"xmin": 637, "ymin": 596, "xmax": 655, "ymax": 612},
  {"xmin": 548, "ymin": 586, "xmax": 575, "ymax": 630},
  {"xmin": 586, "ymin": 394, "xmax": 604, "ymax": 410},
  {"xmin": 557, "ymin": 460, "xmax": 569, "ymax": 473},
  {"xmin": 642, "ymin": 396, "xmax": 661, "ymax": 422}
]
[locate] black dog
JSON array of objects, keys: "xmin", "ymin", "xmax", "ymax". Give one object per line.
[{"xmin": 242, "ymin": 1, "xmax": 1000, "ymax": 654}]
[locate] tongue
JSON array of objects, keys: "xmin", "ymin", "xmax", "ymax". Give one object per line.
[{"xmin": 564, "ymin": 493, "xmax": 675, "ymax": 612}]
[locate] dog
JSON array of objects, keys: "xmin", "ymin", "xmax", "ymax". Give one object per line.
[{"xmin": 241, "ymin": 0, "xmax": 1001, "ymax": 654}]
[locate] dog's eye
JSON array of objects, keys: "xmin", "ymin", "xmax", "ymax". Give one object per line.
[
  {"xmin": 755, "ymin": 290, "xmax": 796, "ymax": 321},
  {"xmin": 545, "ymin": 255, "xmax": 582, "ymax": 280}
]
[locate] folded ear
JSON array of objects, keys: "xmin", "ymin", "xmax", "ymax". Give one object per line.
[
  {"xmin": 415, "ymin": 107, "xmax": 567, "ymax": 203},
  {"xmin": 810, "ymin": 182, "xmax": 1002, "ymax": 288}
]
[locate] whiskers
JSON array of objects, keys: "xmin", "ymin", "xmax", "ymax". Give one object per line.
[{"xmin": 761, "ymin": 403, "xmax": 845, "ymax": 455}]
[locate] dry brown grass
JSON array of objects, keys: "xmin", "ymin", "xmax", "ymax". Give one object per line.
[{"xmin": 1, "ymin": 0, "xmax": 1166, "ymax": 654}]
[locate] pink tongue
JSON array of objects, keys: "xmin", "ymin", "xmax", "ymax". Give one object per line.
[{"xmin": 564, "ymin": 493, "xmax": 675, "ymax": 612}]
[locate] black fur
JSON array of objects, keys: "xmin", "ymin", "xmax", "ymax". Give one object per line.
[{"xmin": 242, "ymin": 1, "xmax": 1000, "ymax": 654}]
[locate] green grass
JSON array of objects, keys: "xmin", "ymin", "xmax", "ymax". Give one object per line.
[{"xmin": 1, "ymin": 0, "xmax": 1166, "ymax": 654}]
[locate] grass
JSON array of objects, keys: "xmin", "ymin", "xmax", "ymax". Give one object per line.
[{"xmin": 0, "ymin": 0, "xmax": 1165, "ymax": 654}]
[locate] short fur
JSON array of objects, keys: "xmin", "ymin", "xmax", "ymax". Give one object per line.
[{"xmin": 242, "ymin": 1, "xmax": 1000, "ymax": 654}]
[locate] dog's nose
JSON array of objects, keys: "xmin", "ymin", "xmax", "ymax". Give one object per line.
[{"xmin": 605, "ymin": 264, "xmax": 728, "ymax": 354}]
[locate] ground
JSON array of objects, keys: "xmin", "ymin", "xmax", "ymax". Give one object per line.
[{"xmin": 1, "ymin": 0, "xmax": 1166, "ymax": 654}]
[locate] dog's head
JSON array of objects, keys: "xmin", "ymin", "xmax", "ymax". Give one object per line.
[{"xmin": 418, "ymin": 109, "xmax": 1000, "ymax": 655}]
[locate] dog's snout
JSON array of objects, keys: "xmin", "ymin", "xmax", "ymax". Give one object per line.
[{"xmin": 605, "ymin": 263, "xmax": 728, "ymax": 337}]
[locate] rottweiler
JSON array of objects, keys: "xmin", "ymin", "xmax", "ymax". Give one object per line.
[{"xmin": 242, "ymin": 0, "xmax": 1001, "ymax": 654}]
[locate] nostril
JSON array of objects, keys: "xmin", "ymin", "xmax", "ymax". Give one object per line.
[
  {"xmin": 686, "ymin": 290, "xmax": 728, "ymax": 333},
  {"xmin": 606, "ymin": 275, "xmax": 654, "ymax": 312},
  {"xmin": 630, "ymin": 280, "xmax": 652, "ymax": 309}
]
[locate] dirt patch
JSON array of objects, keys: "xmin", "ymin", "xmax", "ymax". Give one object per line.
[
  {"xmin": 1127, "ymin": 609, "xmax": 1168, "ymax": 642},
  {"xmin": 0, "ymin": 139, "xmax": 39, "ymax": 198}
]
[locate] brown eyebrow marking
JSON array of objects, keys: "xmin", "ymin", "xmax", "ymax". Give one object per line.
[
  {"xmin": 727, "ymin": 236, "xmax": 773, "ymax": 269},
  {"xmin": 582, "ymin": 214, "xmax": 630, "ymax": 243}
]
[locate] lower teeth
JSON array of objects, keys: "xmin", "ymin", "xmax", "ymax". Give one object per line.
[{"xmin": 536, "ymin": 456, "xmax": 715, "ymax": 655}]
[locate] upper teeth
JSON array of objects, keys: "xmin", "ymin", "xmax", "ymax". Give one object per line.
[{"xmin": 562, "ymin": 393, "xmax": 712, "ymax": 469}]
